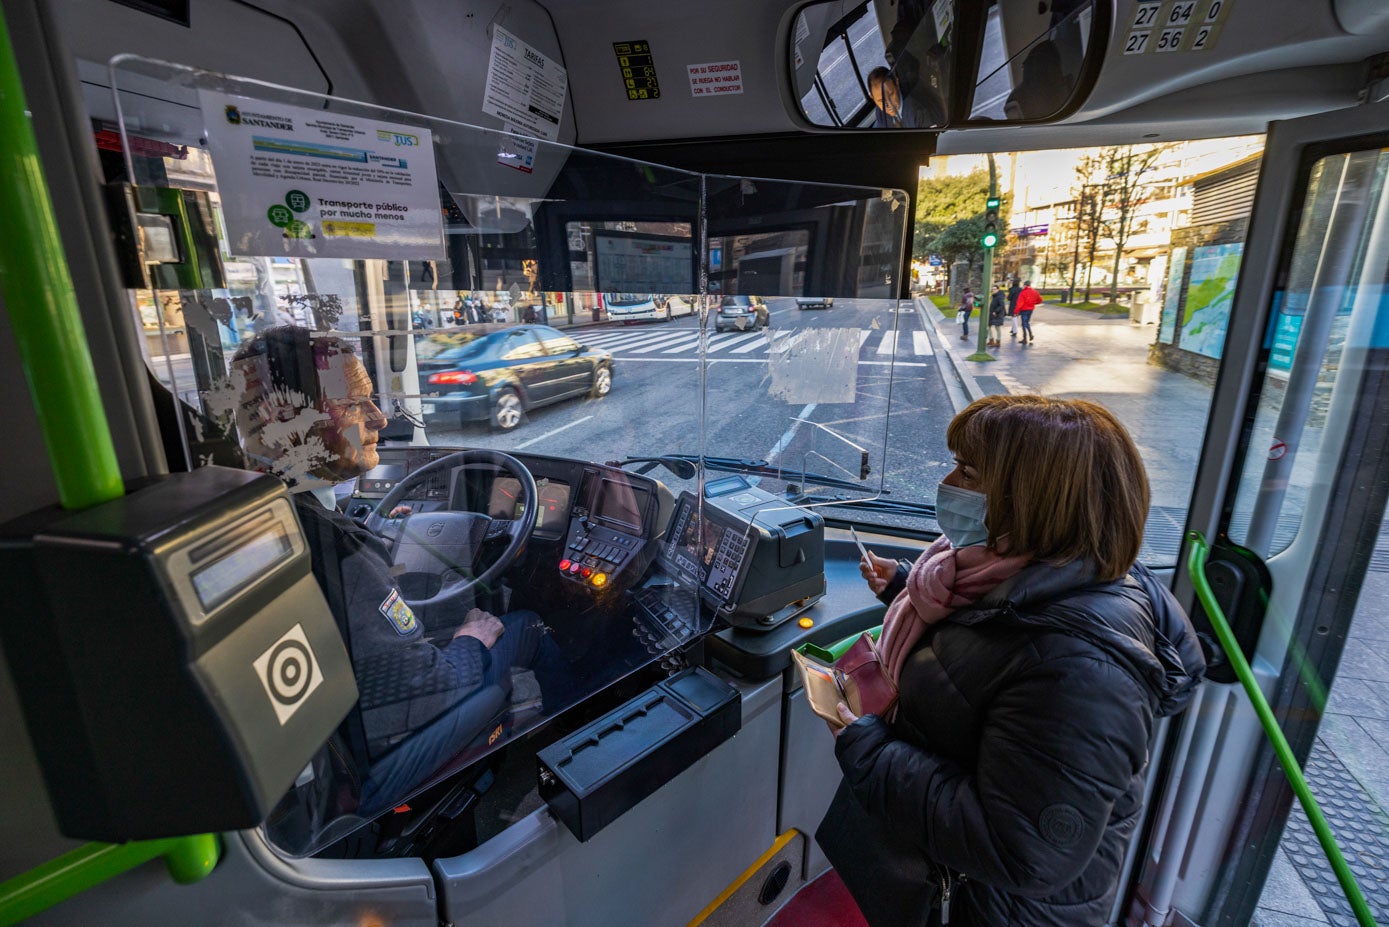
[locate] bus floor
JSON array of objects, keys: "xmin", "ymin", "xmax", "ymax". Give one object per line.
[{"xmin": 763, "ymin": 869, "xmax": 866, "ymax": 927}]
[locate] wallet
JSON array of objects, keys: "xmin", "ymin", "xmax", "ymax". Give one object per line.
[{"xmin": 792, "ymin": 631, "xmax": 899, "ymax": 730}]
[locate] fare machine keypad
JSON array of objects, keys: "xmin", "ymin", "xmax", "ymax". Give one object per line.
[{"xmin": 0, "ymin": 466, "xmax": 356, "ymax": 841}]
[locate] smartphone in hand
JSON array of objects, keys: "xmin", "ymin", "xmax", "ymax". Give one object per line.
[{"xmin": 849, "ymin": 526, "xmax": 871, "ymax": 562}]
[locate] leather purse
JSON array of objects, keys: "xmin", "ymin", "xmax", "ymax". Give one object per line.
[
  {"xmin": 834, "ymin": 631, "xmax": 899, "ymax": 720},
  {"xmin": 793, "ymin": 631, "xmax": 898, "ymax": 729}
]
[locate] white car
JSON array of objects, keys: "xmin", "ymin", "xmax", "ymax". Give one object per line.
[{"xmin": 795, "ymin": 296, "xmax": 835, "ymax": 309}]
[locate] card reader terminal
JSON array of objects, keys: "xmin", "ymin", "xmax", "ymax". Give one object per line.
[{"xmin": 662, "ymin": 481, "xmax": 825, "ymax": 629}]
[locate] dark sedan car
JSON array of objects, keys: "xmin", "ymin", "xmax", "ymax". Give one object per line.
[{"xmin": 418, "ymin": 324, "xmax": 613, "ymax": 430}]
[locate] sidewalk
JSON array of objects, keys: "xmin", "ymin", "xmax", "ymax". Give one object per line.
[
  {"xmin": 916, "ymin": 297, "xmax": 1210, "ymax": 518},
  {"xmin": 915, "ymin": 296, "xmax": 1389, "ymax": 926}
]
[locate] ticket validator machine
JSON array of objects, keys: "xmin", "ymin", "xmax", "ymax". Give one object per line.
[{"xmin": 0, "ymin": 466, "xmax": 357, "ymax": 841}]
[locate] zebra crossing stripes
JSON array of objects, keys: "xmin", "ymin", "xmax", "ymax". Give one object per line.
[
  {"xmin": 707, "ymin": 332, "xmax": 762, "ymax": 353},
  {"xmin": 575, "ymin": 327, "xmax": 935, "ymax": 359},
  {"xmin": 730, "ymin": 333, "xmax": 771, "ymax": 354},
  {"xmin": 589, "ymin": 330, "xmax": 683, "ymax": 350},
  {"xmin": 628, "ymin": 332, "xmax": 699, "ymax": 353}
]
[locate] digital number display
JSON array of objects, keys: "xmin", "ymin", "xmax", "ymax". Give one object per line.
[
  {"xmin": 191, "ymin": 526, "xmax": 292, "ymax": 611},
  {"xmin": 613, "ymin": 40, "xmax": 660, "ymax": 101}
]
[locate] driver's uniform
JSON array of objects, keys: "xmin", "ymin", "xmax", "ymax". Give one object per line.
[{"xmin": 293, "ymin": 492, "xmax": 547, "ymax": 812}]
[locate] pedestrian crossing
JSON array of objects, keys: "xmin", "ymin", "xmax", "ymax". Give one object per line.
[{"xmin": 575, "ymin": 327, "xmax": 935, "ymax": 359}]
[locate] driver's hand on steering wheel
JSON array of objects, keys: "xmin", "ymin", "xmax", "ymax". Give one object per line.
[
  {"xmin": 452, "ymin": 608, "xmax": 504, "ymax": 649},
  {"xmin": 388, "ymin": 505, "xmax": 413, "ymax": 518}
]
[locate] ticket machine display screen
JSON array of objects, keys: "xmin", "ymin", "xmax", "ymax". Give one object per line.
[
  {"xmin": 190, "ymin": 526, "xmax": 293, "ymax": 610},
  {"xmin": 665, "ymin": 498, "xmax": 749, "ymax": 605}
]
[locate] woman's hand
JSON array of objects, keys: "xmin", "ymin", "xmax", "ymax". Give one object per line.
[
  {"xmin": 832, "ymin": 702, "xmax": 859, "ymax": 736},
  {"xmin": 860, "ymin": 551, "xmax": 898, "ymax": 595}
]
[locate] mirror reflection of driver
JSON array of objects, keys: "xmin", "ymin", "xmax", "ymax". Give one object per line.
[
  {"xmin": 867, "ymin": 67, "xmax": 915, "ymax": 128},
  {"xmin": 232, "ymin": 326, "xmax": 569, "ymax": 814}
]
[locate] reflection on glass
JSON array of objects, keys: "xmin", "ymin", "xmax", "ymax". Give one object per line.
[
  {"xmin": 793, "ymin": 0, "xmax": 952, "ymax": 128},
  {"xmin": 969, "ymin": 0, "xmax": 1094, "ymax": 121},
  {"xmin": 112, "ymin": 56, "xmax": 910, "ymax": 857},
  {"xmin": 1228, "ymin": 150, "xmax": 1388, "ymax": 557},
  {"xmin": 793, "ymin": 0, "xmax": 1097, "ymax": 128}
]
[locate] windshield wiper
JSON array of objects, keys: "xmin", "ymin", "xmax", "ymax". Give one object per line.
[
  {"xmin": 789, "ymin": 491, "xmax": 937, "ymax": 519},
  {"xmin": 612, "ymin": 454, "xmax": 880, "ymax": 495}
]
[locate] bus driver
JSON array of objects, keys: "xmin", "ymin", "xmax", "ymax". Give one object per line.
[{"xmin": 230, "ymin": 326, "xmax": 571, "ymax": 816}]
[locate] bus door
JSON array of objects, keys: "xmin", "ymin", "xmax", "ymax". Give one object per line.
[{"xmin": 1131, "ymin": 99, "xmax": 1389, "ymax": 927}]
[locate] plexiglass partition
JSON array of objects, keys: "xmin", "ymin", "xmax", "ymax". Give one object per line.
[{"xmin": 108, "ymin": 56, "xmax": 908, "ymax": 855}]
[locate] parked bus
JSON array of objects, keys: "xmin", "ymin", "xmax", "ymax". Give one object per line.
[{"xmin": 1, "ymin": 2, "xmax": 1387, "ymax": 927}]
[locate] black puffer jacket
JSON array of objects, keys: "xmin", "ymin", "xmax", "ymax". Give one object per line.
[{"xmin": 816, "ymin": 558, "xmax": 1205, "ymax": 927}]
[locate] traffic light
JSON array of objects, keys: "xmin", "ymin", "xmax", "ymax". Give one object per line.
[{"xmin": 982, "ymin": 195, "xmax": 1001, "ymax": 249}]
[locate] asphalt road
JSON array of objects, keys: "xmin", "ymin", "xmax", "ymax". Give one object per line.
[{"xmin": 424, "ymin": 297, "xmax": 957, "ymax": 528}]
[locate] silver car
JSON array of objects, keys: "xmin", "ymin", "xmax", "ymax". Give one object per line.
[{"xmin": 714, "ymin": 295, "xmax": 769, "ymax": 333}]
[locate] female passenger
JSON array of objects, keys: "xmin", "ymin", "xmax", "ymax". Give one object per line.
[{"xmin": 817, "ymin": 395, "xmax": 1205, "ymax": 927}]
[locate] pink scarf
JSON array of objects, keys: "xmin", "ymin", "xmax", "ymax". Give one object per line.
[{"xmin": 879, "ymin": 537, "xmax": 1030, "ymax": 684}]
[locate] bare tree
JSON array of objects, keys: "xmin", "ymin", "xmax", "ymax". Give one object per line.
[
  {"xmin": 1068, "ymin": 145, "xmax": 1169, "ymax": 305},
  {"xmin": 1096, "ymin": 145, "xmax": 1169, "ymax": 304},
  {"xmin": 1069, "ymin": 152, "xmax": 1107, "ymax": 303}
]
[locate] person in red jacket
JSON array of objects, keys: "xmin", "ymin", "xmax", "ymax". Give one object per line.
[{"xmin": 1015, "ymin": 280, "xmax": 1042, "ymax": 344}]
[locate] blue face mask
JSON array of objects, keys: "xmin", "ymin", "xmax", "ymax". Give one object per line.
[{"xmin": 935, "ymin": 482, "xmax": 990, "ymax": 548}]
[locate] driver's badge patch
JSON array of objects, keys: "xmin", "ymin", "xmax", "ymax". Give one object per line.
[{"xmin": 379, "ymin": 590, "xmax": 417, "ymax": 635}]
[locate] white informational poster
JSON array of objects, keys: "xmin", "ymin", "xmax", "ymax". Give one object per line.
[
  {"xmin": 688, "ymin": 61, "xmax": 743, "ymax": 96},
  {"xmin": 483, "ymin": 26, "xmax": 568, "ymax": 142},
  {"xmin": 198, "ymin": 91, "xmax": 444, "ymax": 260}
]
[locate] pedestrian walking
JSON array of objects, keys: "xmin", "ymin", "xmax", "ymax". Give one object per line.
[
  {"xmin": 1016, "ymin": 280, "xmax": 1042, "ymax": 344},
  {"xmin": 987, "ymin": 285, "xmax": 1006, "ymax": 347},
  {"xmin": 958, "ymin": 287, "xmax": 974, "ymax": 341},
  {"xmin": 1008, "ymin": 278, "xmax": 1022, "ymax": 338}
]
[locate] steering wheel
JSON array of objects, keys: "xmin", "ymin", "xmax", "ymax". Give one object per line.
[{"xmin": 376, "ymin": 449, "xmax": 537, "ymax": 610}]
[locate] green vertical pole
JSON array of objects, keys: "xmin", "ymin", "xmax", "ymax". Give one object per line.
[
  {"xmin": 969, "ymin": 154, "xmax": 997, "ymax": 362},
  {"xmin": 1187, "ymin": 533, "xmax": 1377, "ymax": 927},
  {"xmin": 0, "ymin": 9, "xmax": 122, "ymax": 510},
  {"xmin": 0, "ymin": 13, "xmax": 222, "ymax": 922}
]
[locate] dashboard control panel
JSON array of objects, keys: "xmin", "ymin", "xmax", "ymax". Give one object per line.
[{"xmin": 558, "ymin": 523, "xmax": 642, "ymax": 589}]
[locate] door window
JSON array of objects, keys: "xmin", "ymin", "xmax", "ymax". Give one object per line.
[{"xmin": 1227, "ymin": 149, "xmax": 1389, "ymax": 557}]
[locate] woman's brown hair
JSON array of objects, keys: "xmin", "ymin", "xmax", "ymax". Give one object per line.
[{"xmin": 945, "ymin": 395, "xmax": 1149, "ymax": 581}]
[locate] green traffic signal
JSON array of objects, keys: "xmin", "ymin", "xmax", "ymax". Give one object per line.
[
  {"xmin": 982, "ymin": 230, "xmax": 999, "ymax": 248},
  {"xmin": 986, "ymin": 196, "xmax": 1001, "ymax": 208}
]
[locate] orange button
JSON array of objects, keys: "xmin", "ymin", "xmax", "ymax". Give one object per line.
[
  {"xmin": 798, "ymin": 617, "xmax": 814, "ymax": 629},
  {"xmin": 591, "ymin": 572, "xmax": 608, "ymax": 588}
]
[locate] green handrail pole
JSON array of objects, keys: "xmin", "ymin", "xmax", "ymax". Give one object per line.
[
  {"xmin": 0, "ymin": 11, "xmax": 221, "ymax": 923},
  {"xmin": 0, "ymin": 7, "xmax": 122, "ymax": 510},
  {"xmin": 0, "ymin": 834, "xmax": 220, "ymax": 927},
  {"xmin": 1186, "ymin": 532, "xmax": 1376, "ymax": 927}
]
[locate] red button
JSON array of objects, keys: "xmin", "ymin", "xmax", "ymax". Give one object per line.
[
  {"xmin": 580, "ymin": 567, "xmax": 592, "ymax": 578},
  {"xmin": 559, "ymin": 559, "xmax": 572, "ymax": 571}
]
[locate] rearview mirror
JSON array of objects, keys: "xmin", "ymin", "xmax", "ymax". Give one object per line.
[{"xmin": 790, "ymin": 0, "xmax": 1101, "ymax": 130}]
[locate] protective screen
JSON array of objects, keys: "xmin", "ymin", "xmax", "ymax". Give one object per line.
[{"xmin": 108, "ymin": 55, "xmax": 905, "ymax": 856}]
